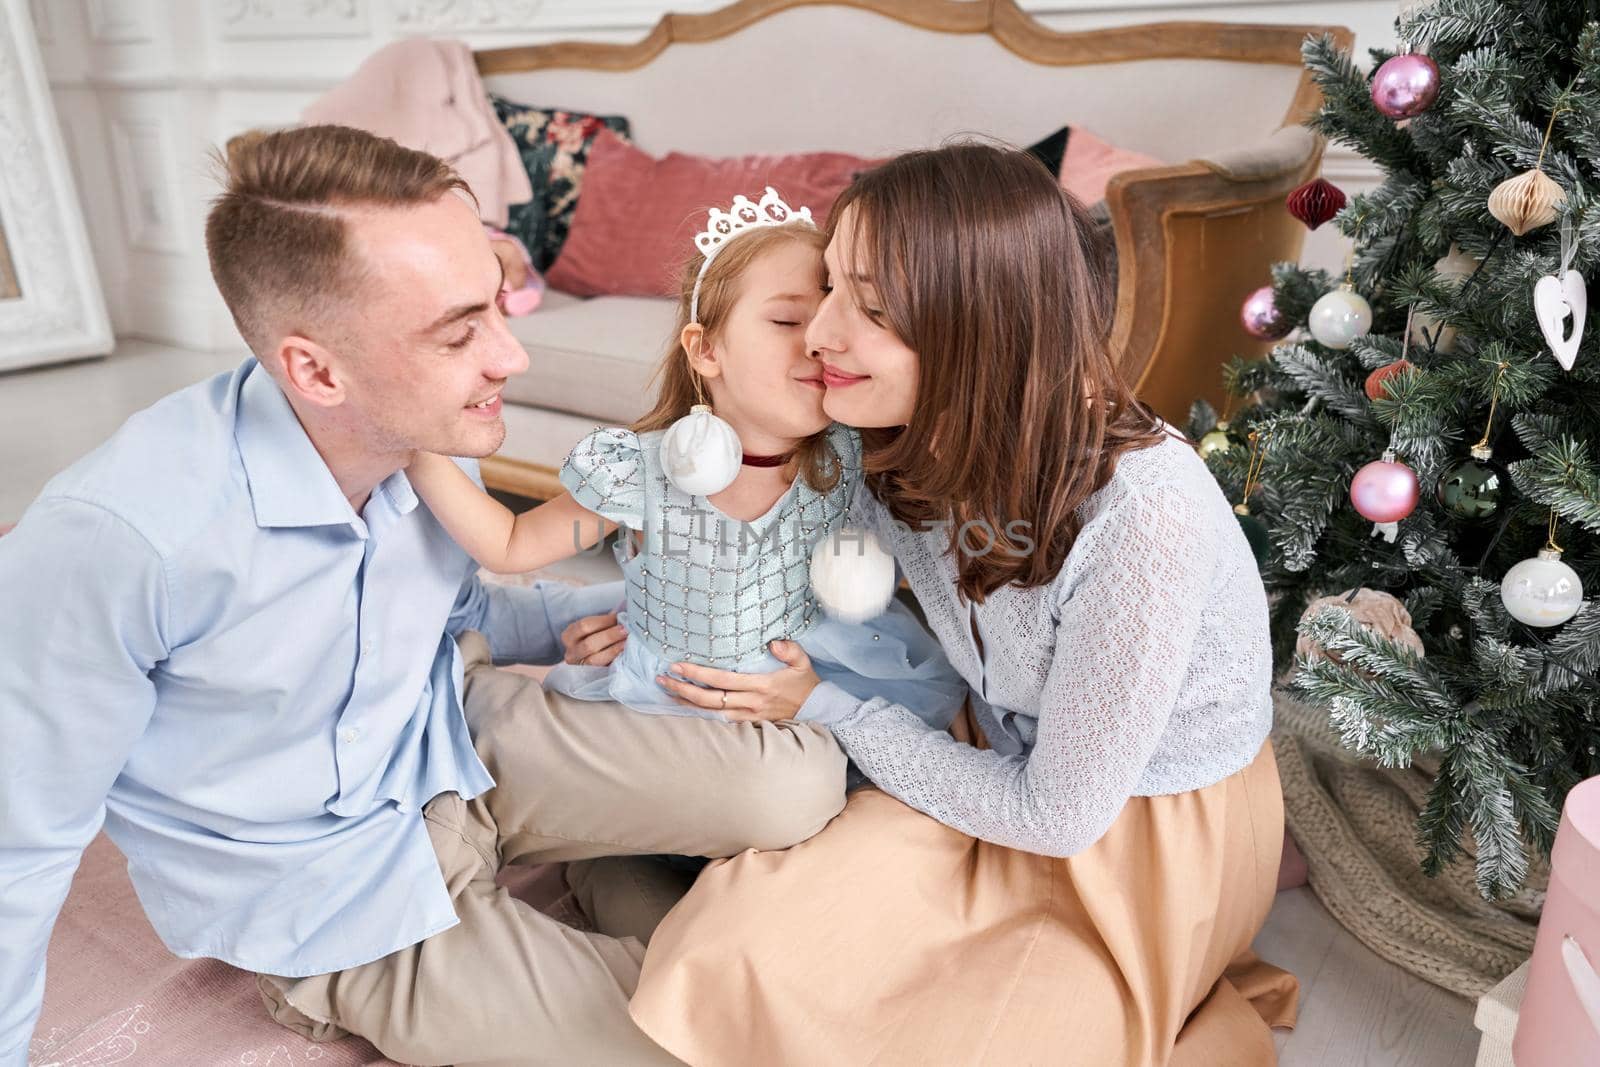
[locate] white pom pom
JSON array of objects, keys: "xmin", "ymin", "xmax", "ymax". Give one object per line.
[
  {"xmin": 660, "ymin": 404, "xmax": 742, "ymax": 495},
  {"xmin": 809, "ymin": 525, "xmax": 896, "ymax": 623}
]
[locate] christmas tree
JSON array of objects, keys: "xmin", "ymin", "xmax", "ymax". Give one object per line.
[{"xmin": 1193, "ymin": 0, "xmax": 1600, "ymax": 899}]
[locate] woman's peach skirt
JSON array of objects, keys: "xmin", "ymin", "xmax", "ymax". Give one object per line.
[{"xmin": 630, "ymin": 713, "xmax": 1297, "ymax": 1067}]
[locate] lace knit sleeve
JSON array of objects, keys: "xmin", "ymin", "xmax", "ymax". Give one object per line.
[
  {"xmin": 559, "ymin": 428, "xmax": 645, "ymax": 529},
  {"xmin": 799, "ymin": 477, "xmax": 1219, "ymax": 857}
]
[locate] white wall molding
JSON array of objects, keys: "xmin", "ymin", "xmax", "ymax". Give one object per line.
[
  {"xmin": 37, "ymin": 0, "xmax": 1398, "ymax": 349},
  {"xmin": 0, "ymin": 0, "xmax": 113, "ymax": 370},
  {"xmin": 217, "ymin": 0, "xmax": 371, "ymax": 39},
  {"xmin": 387, "ymin": 0, "xmax": 546, "ymax": 31},
  {"xmin": 27, "ymin": 0, "xmax": 54, "ymax": 41},
  {"xmin": 106, "ymin": 114, "xmax": 185, "ymax": 254},
  {"xmin": 85, "ymin": 0, "xmax": 155, "ymax": 43},
  {"xmin": 1321, "ymin": 145, "xmax": 1382, "ymax": 187}
]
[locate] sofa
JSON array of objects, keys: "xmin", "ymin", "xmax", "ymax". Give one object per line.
[{"xmin": 474, "ymin": 0, "xmax": 1352, "ymax": 500}]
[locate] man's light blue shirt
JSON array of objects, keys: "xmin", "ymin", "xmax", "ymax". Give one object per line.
[{"xmin": 0, "ymin": 358, "xmax": 621, "ymax": 1060}]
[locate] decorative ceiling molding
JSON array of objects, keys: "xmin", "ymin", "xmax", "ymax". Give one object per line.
[
  {"xmin": 218, "ymin": 0, "xmax": 370, "ymax": 39},
  {"xmin": 389, "ymin": 0, "xmax": 544, "ymax": 31}
]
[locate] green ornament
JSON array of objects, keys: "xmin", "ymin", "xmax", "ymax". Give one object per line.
[
  {"xmin": 1435, "ymin": 444, "xmax": 1503, "ymax": 521},
  {"xmin": 1198, "ymin": 422, "xmax": 1235, "ymax": 461},
  {"xmin": 1234, "ymin": 504, "xmax": 1269, "ymax": 563}
]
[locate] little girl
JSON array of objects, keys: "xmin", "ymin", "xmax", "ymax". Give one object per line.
[{"xmin": 407, "ymin": 189, "xmax": 963, "ymax": 725}]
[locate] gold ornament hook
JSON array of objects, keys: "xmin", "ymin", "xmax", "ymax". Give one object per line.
[
  {"xmin": 1239, "ymin": 429, "xmax": 1271, "ymax": 510},
  {"xmin": 1472, "ymin": 360, "xmax": 1510, "ymax": 453}
]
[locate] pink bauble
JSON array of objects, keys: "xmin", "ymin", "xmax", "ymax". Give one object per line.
[
  {"xmin": 1371, "ymin": 53, "xmax": 1441, "ymax": 119},
  {"xmin": 1351, "ymin": 457, "xmax": 1421, "ymax": 523},
  {"xmin": 1241, "ymin": 285, "xmax": 1292, "ymax": 340}
]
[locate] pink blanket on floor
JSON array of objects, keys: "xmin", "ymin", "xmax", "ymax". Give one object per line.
[
  {"xmin": 33, "ymin": 831, "xmax": 571, "ymax": 1065},
  {"xmin": 34, "ymin": 838, "xmax": 576, "ymax": 1062},
  {"xmin": 32, "ymin": 832, "xmax": 401, "ymax": 1065}
]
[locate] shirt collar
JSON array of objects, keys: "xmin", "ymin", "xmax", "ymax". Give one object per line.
[
  {"xmin": 234, "ymin": 359, "xmax": 362, "ymax": 530},
  {"xmin": 378, "ymin": 468, "xmax": 419, "ymax": 515}
]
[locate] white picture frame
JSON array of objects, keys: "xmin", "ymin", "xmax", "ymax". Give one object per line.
[{"xmin": 0, "ymin": 0, "xmax": 112, "ymax": 372}]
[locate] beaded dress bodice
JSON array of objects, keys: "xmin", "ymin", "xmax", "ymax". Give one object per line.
[{"xmin": 559, "ymin": 423, "xmax": 861, "ymax": 667}]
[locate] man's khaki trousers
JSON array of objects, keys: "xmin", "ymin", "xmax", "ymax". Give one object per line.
[{"xmin": 257, "ymin": 630, "xmax": 847, "ymax": 1066}]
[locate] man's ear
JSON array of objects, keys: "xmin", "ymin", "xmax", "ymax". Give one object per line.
[
  {"xmin": 679, "ymin": 323, "xmax": 723, "ymax": 380},
  {"xmin": 273, "ymin": 333, "xmax": 345, "ymax": 408}
]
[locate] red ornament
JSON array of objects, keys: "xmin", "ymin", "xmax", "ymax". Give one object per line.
[
  {"xmin": 1286, "ymin": 178, "xmax": 1347, "ymax": 231},
  {"xmin": 1364, "ymin": 360, "xmax": 1413, "ymax": 400}
]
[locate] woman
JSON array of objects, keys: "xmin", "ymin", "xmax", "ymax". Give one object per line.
[{"xmin": 625, "ymin": 143, "xmax": 1297, "ymax": 1065}]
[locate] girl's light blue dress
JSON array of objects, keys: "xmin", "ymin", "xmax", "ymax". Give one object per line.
[{"xmin": 543, "ymin": 423, "xmax": 965, "ymax": 731}]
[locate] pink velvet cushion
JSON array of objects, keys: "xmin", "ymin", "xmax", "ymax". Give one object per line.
[
  {"xmin": 544, "ymin": 130, "xmax": 881, "ymax": 298},
  {"xmin": 1057, "ymin": 126, "xmax": 1163, "ymax": 204}
]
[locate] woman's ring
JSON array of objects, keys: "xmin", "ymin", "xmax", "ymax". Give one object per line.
[{"xmin": 720, "ymin": 690, "xmax": 728, "ymax": 709}]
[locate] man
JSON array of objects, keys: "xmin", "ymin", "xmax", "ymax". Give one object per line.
[{"xmin": 0, "ymin": 125, "xmax": 845, "ymax": 1066}]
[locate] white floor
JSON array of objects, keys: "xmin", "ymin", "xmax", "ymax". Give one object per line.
[{"xmin": 1, "ymin": 340, "xmax": 1489, "ymax": 1065}]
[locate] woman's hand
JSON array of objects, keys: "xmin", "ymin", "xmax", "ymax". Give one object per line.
[
  {"xmin": 561, "ymin": 612, "xmax": 628, "ymax": 667},
  {"xmin": 655, "ymin": 640, "xmax": 821, "ymax": 722}
]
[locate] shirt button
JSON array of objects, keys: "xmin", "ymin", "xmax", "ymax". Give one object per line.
[
  {"xmin": 361, "ymin": 639, "xmax": 374, "ymax": 656},
  {"xmin": 339, "ymin": 727, "xmax": 361, "ymax": 744}
]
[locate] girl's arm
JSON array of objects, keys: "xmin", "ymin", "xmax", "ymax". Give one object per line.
[{"xmin": 407, "ymin": 451, "xmax": 615, "ymax": 573}]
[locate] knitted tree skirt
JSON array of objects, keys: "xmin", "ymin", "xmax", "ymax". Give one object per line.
[{"xmin": 1273, "ymin": 688, "xmax": 1541, "ymax": 998}]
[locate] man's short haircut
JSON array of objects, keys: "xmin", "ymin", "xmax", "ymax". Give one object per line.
[{"xmin": 205, "ymin": 124, "xmax": 474, "ymax": 358}]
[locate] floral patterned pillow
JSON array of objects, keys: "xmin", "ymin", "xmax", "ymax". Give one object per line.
[{"xmin": 490, "ymin": 94, "xmax": 633, "ymax": 273}]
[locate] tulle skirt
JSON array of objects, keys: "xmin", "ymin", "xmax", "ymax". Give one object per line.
[{"xmin": 543, "ymin": 597, "xmax": 967, "ymax": 730}]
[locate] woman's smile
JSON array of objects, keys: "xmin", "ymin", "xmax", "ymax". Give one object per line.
[{"xmin": 819, "ymin": 362, "xmax": 870, "ymax": 388}]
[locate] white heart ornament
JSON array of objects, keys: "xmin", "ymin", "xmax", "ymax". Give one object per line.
[{"xmin": 1534, "ymin": 269, "xmax": 1586, "ymax": 371}]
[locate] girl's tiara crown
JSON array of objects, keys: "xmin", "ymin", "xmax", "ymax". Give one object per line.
[{"xmin": 690, "ymin": 186, "xmax": 814, "ymax": 324}]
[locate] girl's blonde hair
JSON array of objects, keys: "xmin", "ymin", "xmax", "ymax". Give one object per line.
[{"xmin": 633, "ymin": 220, "xmax": 841, "ymax": 492}]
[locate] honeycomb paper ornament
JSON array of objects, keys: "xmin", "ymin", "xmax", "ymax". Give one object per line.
[
  {"xmin": 1286, "ymin": 178, "xmax": 1347, "ymax": 230},
  {"xmin": 1488, "ymin": 169, "xmax": 1566, "ymax": 236}
]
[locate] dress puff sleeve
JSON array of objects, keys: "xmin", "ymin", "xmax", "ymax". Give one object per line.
[{"xmin": 559, "ymin": 427, "xmax": 646, "ymax": 529}]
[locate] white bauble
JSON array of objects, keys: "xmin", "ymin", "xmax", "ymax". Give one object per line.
[
  {"xmin": 1308, "ymin": 286, "xmax": 1373, "ymax": 350},
  {"xmin": 660, "ymin": 404, "xmax": 742, "ymax": 495},
  {"xmin": 1500, "ymin": 548, "xmax": 1584, "ymax": 627},
  {"xmin": 809, "ymin": 525, "xmax": 896, "ymax": 623}
]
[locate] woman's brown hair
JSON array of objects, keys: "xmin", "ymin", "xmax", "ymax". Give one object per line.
[
  {"xmin": 634, "ymin": 219, "xmax": 840, "ymax": 492},
  {"xmin": 832, "ymin": 141, "xmax": 1164, "ymax": 602}
]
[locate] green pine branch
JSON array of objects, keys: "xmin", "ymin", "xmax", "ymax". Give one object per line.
[
  {"xmin": 1207, "ymin": 4, "xmax": 1599, "ymax": 898},
  {"xmin": 1508, "ymin": 435, "xmax": 1600, "ymax": 531},
  {"xmin": 1302, "ymin": 35, "xmax": 1430, "ymax": 174}
]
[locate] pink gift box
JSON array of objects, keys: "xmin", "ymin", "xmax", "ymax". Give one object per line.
[{"xmin": 1514, "ymin": 775, "xmax": 1600, "ymax": 1065}]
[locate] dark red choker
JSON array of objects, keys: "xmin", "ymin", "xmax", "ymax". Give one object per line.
[{"xmin": 741, "ymin": 452, "xmax": 792, "ymax": 468}]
